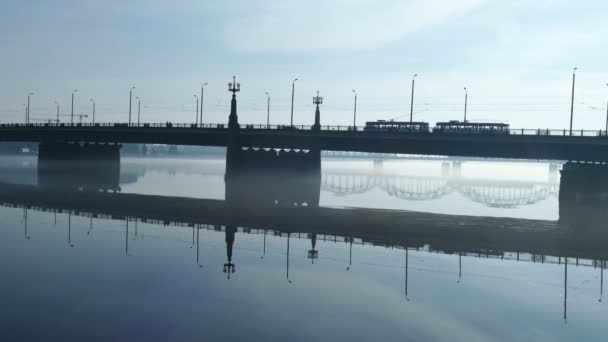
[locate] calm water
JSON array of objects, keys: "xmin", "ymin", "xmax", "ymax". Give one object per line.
[{"xmin": 0, "ymin": 155, "xmax": 606, "ymax": 341}]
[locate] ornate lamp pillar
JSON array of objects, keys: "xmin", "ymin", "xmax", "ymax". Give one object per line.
[
  {"xmin": 312, "ymin": 90, "xmax": 323, "ymax": 131},
  {"xmin": 223, "ymin": 226, "xmax": 237, "ymax": 279},
  {"xmin": 225, "ymin": 76, "xmax": 242, "ymax": 182},
  {"xmin": 228, "ymin": 76, "xmax": 241, "ymax": 130},
  {"xmin": 307, "ymin": 233, "xmax": 319, "ymax": 263}
]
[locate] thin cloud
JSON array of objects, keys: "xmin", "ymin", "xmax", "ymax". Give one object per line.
[{"xmin": 230, "ymin": 0, "xmax": 488, "ymax": 52}]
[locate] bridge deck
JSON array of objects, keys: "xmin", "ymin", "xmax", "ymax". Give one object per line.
[{"xmin": 3, "ymin": 124, "xmax": 608, "ymax": 161}]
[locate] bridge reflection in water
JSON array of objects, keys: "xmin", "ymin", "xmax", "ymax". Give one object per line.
[{"xmin": 1, "ymin": 157, "xmax": 608, "ymax": 321}]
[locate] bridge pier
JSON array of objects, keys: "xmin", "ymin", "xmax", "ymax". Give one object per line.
[{"xmin": 224, "ymin": 79, "xmax": 322, "ymax": 207}]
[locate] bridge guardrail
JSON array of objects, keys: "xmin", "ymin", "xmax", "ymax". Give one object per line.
[{"xmin": 2, "ymin": 122, "xmax": 608, "ymax": 137}]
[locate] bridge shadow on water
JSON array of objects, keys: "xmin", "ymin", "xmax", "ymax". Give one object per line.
[{"xmin": 1, "ymin": 157, "xmax": 608, "ymax": 260}]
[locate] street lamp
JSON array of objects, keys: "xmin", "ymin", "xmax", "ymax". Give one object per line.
[
  {"xmin": 90, "ymin": 98, "xmax": 95, "ymax": 124},
  {"xmin": 193, "ymin": 94, "xmax": 199, "ymax": 124},
  {"xmin": 605, "ymin": 83, "xmax": 608, "ymax": 133},
  {"xmin": 290, "ymin": 78, "xmax": 298, "ymax": 126},
  {"xmin": 463, "ymin": 87, "xmax": 468, "ymax": 123},
  {"xmin": 200, "ymin": 82, "xmax": 208, "ymax": 125},
  {"xmin": 54, "ymin": 101, "xmax": 60, "ymax": 122},
  {"xmin": 129, "ymin": 86, "xmax": 135, "ymax": 125},
  {"xmin": 27, "ymin": 92, "xmax": 34, "ymax": 124},
  {"xmin": 352, "ymin": 89, "xmax": 357, "ymax": 129},
  {"xmin": 265, "ymin": 92, "xmax": 270, "ymax": 128},
  {"xmin": 569, "ymin": 68, "xmax": 577, "ymax": 136},
  {"xmin": 136, "ymin": 96, "xmax": 142, "ymax": 125},
  {"xmin": 71, "ymin": 89, "xmax": 78, "ymax": 124},
  {"xmin": 410, "ymin": 74, "xmax": 418, "ymax": 123}
]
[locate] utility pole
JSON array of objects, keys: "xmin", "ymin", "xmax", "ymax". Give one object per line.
[
  {"xmin": 54, "ymin": 101, "xmax": 60, "ymax": 122},
  {"xmin": 569, "ymin": 68, "xmax": 577, "ymax": 136},
  {"xmin": 71, "ymin": 89, "xmax": 77, "ymax": 124},
  {"xmin": 605, "ymin": 83, "xmax": 608, "ymax": 133},
  {"xmin": 290, "ymin": 78, "xmax": 298, "ymax": 126},
  {"xmin": 352, "ymin": 89, "xmax": 357, "ymax": 129},
  {"xmin": 463, "ymin": 87, "xmax": 468, "ymax": 122},
  {"xmin": 90, "ymin": 98, "xmax": 95, "ymax": 124},
  {"xmin": 200, "ymin": 82, "xmax": 207, "ymax": 125},
  {"xmin": 129, "ymin": 86, "xmax": 135, "ymax": 125},
  {"xmin": 136, "ymin": 97, "xmax": 141, "ymax": 125},
  {"xmin": 193, "ymin": 94, "xmax": 199, "ymax": 124},
  {"xmin": 410, "ymin": 74, "xmax": 418, "ymax": 122},
  {"xmin": 27, "ymin": 92, "xmax": 34, "ymax": 124},
  {"xmin": 265, "ymin": 92, "xmax": 270, "ymax": 127}
]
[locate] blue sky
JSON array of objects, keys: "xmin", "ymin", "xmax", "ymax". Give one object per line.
[{"xmin": 1, "ymin": 0, "xmax": 607, "ymax": 129}]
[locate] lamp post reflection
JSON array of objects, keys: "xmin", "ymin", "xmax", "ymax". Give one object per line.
[
  {"xmin": 286, "ymin": 233, "xmax": 293, "ymax": 284},
  {"xmin": 196, "ymin": 225, "xmax": 202, "ymax": 268},
  {"xmin": 68, "ymin": 213, "xmax": 74, "ymax": 248},
  {"xmin": 457, "ymin": 254, "xmax": 462, "ymax": 283},
  {"xmin": 125, "ymin": 219, "xmax": 130, "ymax": 256},
  {"xmin": 405, "ymin": 248, "xmax": 409, "ymax": 301},
  {"xmin": 346, "ymin": 238, "xmax": 353, "ymax": 271},
  {"xmin": 600, "ymin": 261, "xmax": 604, "ymax": 302},
  {"xmin": 564, "ymin": 257, "xmax": 568, "ymax": 322},
  {"xmin": 307, "ymin": 233, "xmax": 318, "ymax": 264},
  {"xmin": 87, "ymin": 216, "xmax": 93, "ymax": 235},
  {"xmin": 23, "ymin": 208, "xmax": 30, "ymax": 240},
  {"xmin": 260, "ymin": 230, "xmax": 266, "ymax": 259},
  {"xmin": 223, "ymin": 226, "xmax": 236, "ymax": 279},
  {"xmin": 190, "ymin": 225, "xmax": 195, "ymax": 249}
]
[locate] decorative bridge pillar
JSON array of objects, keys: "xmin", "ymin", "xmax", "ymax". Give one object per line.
[
  {"xmin": 228, "ymin": 75, "xmax": 240, "ymax": 131},
  {"xmin": 312, "ymin": 90, "xmax": 323, "ymax": 131},
  {"xmin": 225, "ymin": 76, "xmax": 241, "ymax": 183}
]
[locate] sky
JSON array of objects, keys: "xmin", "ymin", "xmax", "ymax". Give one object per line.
[{"xmin": 1, "ymin": 0, "xmax": 607, "ymax": 129}]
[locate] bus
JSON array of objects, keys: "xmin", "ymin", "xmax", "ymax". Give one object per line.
[
  {"xmin": 364, "ymin": 120, "xmax": 430, "ymax": 133},
  {"xmin": 433, "ymin": 121, "xmax": 510, "ymax": 135}
]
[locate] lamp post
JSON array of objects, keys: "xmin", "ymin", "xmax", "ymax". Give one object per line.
[
  {"xmin": 136, "ymin": 96, "xmax": 141, "ymax": 125},
  {"xmin": 200, "ymin": 82, "xmax": 208, "ymax": 125},
  {"xmin": 193, "ymin": 94, "xmax": 199, "ymax": 124},
  {"xmin": 71, "ymin": 89, "xmax": 78, "ymax": 124},
  {"xmin": 54, "ymin": 101, "xmax": 60, "ymax": 122},
  {"xmin": 352, "ymin": 89, "xmax": 357, "ymax": 129},
  {"xmin": 290, "ymin": 78, "xmax": 298, "ymax": 126},
  {"xmin": 27, "ymin": 92, "xmax": 34, "ymax": 124},
  {"xmin": 410, "ymin": 74, "xmax": 418, "ymax": 122},
  {"xmin": 129, "ymin": 86, "xmax": 135, "ymax": 125},
  {"xmin": 463, "ymin": 87, "xmax": 468, "ymax": 123},
  {"xmin": 605, "ymin": 83, "xmax": 608, "ymax": 133},
  {"xmin": 265, "ymin": 92, "xmax": 270, "ymax": 127},
  {"xmin": 90, "ymin": 98, "xmax": 95, "ymax": 124},
  {"xmin": 569, "ymin": 68, "xmax": 577, "ymax": 136},
  {"xmin": 286, "ymin": 233, "xmax": 292, "ymax": 284}
]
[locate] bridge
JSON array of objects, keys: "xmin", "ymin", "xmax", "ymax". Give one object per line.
[{"xmin": 2, "ymin": 83, "xmax": 608, "ymax": 161}]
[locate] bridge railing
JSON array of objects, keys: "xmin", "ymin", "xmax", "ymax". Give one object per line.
[
  {"xmin": 3, "ymin": 122, "xmax": 608, "ymax": 137},
  {"xmin": 509, "ymin": 128, "xmax": 608, "ymax": 137}
]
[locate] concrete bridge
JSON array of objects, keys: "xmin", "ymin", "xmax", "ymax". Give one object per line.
[{"xmin": 2, "ymin": 82, "xmax": 608, "ymax": 161}]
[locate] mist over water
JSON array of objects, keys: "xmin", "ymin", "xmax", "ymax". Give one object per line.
[{"xmin": 0, "ymin": 154, "xmax": 606, "ymax": 341}]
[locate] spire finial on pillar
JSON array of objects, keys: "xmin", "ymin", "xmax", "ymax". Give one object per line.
[
  {"xmin": 228, "ymin": 76, "xmax": 241, "ymax": 129},
  {"xmin": 312, "ymin": 90, "xmax": 323, "ymax": 130}
]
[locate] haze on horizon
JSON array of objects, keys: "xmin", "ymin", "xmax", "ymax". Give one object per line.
[{"xmin": 1, "ymin": 0, "xmax": 607, "ymax": 129}]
